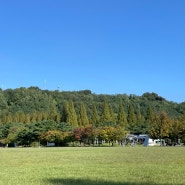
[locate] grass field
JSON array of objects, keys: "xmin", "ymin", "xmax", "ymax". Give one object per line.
[{"xmin": 0, "ymin": 146, "xmax": 185, "ymax": 185}]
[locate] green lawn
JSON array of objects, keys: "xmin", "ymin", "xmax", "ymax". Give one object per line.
[{"xmin": 0, "ymin": 147, "xmax": 185, "ymax": 185}]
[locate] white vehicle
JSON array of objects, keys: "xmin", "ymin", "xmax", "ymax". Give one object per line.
[{"xmin": 148, "ymin": 138, "xmax": 166, "ymax": 146}]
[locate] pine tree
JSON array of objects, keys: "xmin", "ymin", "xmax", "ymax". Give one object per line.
[
  {"xmin": 127, "ymin": 103, "xmax": 136, "ymax": 124},
  {"xmin": 6, "ymin": 112, "xmax": 13, "ymax": 123},
  {"xmin": 19, "ymin": 112, "xmax": 25, "ymax": 123},
  {"xmin": 91, "ymin": 104, "xmax": 100, "ymax": 125},
  {"xmin": 109, "ymin": 104, "xmax": 116, "ymax": 123},
  {"xmin": 117, "ymin": 102, "xmax": 127, "ymax": 128},
  {"xmin": 145, "ymin": 106, "xmax": 154, "ymax": 123},
  {"xmin": 67, "ymin": 100, "xmax": 78, "ymax": 127},
  {"xmin": 100, "ymin": 101, "xmax": 112, "ymax": 123},
  {"xmin": 33, "ymin": 112, "xmax": 40, "ymax": 122},
  {"xmin": 145, "ymin": 106, "xmax": 155, "ymax": 132},
  {"xmin": 49, "ymin": 105, "xmax": 58, "ymax": 121},
  {"xmin": 127, "ymin": 103, "xmax": 136, "ymax": 132},
  {"xmin": 61, "ymin": 102, "xmax": 69, "ymax": 123},
  {"xmin": 55, "ymin": 113, "xmax": 61, "ymax": 123},
  {"xmin": 13, "ymin": 112, "xmax": 19, "ymax": 123},
  {"xmin": 78, "ymin": 102, "xmax": 89, "ymax": 126},
  {"xmin": 1, "ymin": 112, "xmax": 7, "ymax": 124},
  {"xmin": 133, "ymin": 109, "xmax": 146, "ymax": 134},
  {"xmin": 42, "ymin": 112, "xmax": 49, "ymax": 121},
  {"xmin": 24, "ymin": 113, "xmax": 31, "ymax": 123},
  {"xmin": 31, "ymin": 112, "xmax": 37, "ymax": 123}
]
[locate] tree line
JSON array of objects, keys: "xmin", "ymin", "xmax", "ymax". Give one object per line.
[{"xmin": 0, "ymin": 87, "xmax": 185, "ymax": 146}]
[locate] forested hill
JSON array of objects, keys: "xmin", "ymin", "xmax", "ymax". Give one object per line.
[
  {"xmin": 0, "ymin": 86, "xmax": 184, "ymax": 123},
  {"xmin": 1, "ymin": 86, "xmax": 185, "ymax": 146}
]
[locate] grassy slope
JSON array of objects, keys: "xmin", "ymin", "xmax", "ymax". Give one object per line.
[{"xmin": 0, "ymin": 147, "xmax": 185, "ymax": 185}]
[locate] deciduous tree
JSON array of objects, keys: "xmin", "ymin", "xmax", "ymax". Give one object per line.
[{"xmin": 149, "ymin": 111, "xmax": 172, "ymax": 143}]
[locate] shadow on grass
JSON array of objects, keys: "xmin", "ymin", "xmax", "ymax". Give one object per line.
[{"xmin": 47, "ymin": 178, "xmax": 184, "ymax": 185}]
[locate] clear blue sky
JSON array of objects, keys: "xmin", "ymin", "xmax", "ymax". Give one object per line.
[{"xmin": 0, "ymin": 0, "xmax": 185, "ymax": 103}]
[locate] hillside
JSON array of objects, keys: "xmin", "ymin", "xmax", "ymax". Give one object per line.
[
  {"xmin": 0, "ymin": 87, "xmax": 184, "ymax": 120},
  {"xmin": 0, "ymin": 87, "xmax": 185, "ymax": 146}
]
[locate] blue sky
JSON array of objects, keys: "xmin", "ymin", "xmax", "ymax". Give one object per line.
[{"xmin": 0, "ymin": 0, "xmax": 185, "ymax": 103}]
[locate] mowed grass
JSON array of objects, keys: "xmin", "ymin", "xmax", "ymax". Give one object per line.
[{"xmin": 0, "ymin": 147, "xmax": 185, "ymax": 185}]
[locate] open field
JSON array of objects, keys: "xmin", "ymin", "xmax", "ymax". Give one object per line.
[{"xmin": 0, "ymin": 147, "xmax": 185, "ymax": 185}]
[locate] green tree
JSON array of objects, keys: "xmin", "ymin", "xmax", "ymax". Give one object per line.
[
  {"xmin": 39, "ymin": 130, "xmax": 68, "ymax": 146},
  {"xmin": 65, "ymin": 100, "xmax": 78, "ymax": 127},
  {"xmin": 100, "ymin": 101, "xmax": 112, "ymax": 123},
  {"xmin": 31, "ymin": 112, "xmax": 37, "ymax": 123},
  {"xmin": 42, "ymin": 112, "xmax": 49, "ymax": 121},
  {"xmin": 36, "ymin": 112, "xmax": 43, "ymax": 122},
  {"xmin": 19, "ymin": 112, "xmax": 26, "ymax": 123},
  {"xmin": 90, "ymin": 104, "xmax": 100, "ymax": 125},
  {"xmin": 6, "ymin": 113, "xmax": 13, "ymax": 123},
  {"xmin": 13, "ymin": 112, "xmax": 20, "ymax": 123},
  {"xmin": 0, "ymin": 91, "xmax": 8, "ymax": 110},
  {"xmin": 55, "ymin": 113, "xmax": 61, "ymax": 123},
  {"xmin": 61, "ymin": 102, "xmax": 68, "ymax": 123},
  {"xmin": 176, "ymin": 113, "xmax": 185, "ymax": 143},
  {"xmin": 115, "ymin": 126, "xmax": 128, "ymax": 144},
  {"xmin": 3, "ymin": 123, "xmax": 25, "ymax": 146},
  {"xmin": 133, "ymin": 109, "xmax": 147, "ymax": 134},
  {"xmin": 117, "ymin": 102, "xmax": 127, "ymax": 128},
  {"xmin": 24, "ymin": 114, "xmax": 31, "ymax": 124},
  {"xmin": 127, "ymin": 103, "xmax": 136, "ymax": 132},
  {"xmin": 145, "ymin": 106, "xmax": 154, "ymax": 130},
  {"xmin": 109, "ymin": 104, "xmax": 116, "ymax": 123},
  {"xmin": 78, "ymin": 102, "xmax": 89, "ymax": 126},
  {"xmin": 49, "ymin": 105, "xmax": 58, "ymax": 121},
  {"xmin": 0, "ymin": 111, "xmax": 8, "ymax": 124},
  {"xmin": 169, "ymin": 119, "xmax": 183, "ymax": 143}
]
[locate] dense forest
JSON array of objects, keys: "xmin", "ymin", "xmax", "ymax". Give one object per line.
[{"xmin": 0, "ymin": 87, "xmax": 185, "ymax": 147}]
